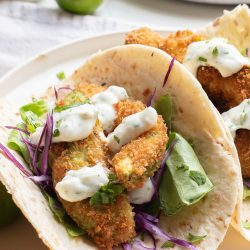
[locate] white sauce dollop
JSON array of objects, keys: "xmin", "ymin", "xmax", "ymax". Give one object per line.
[
  {"xmin": 55, "ymin": 163, "xmax": 110, "ymax": 202},
  {"xmin": 129, "ymin": 178, "xmax": 154, "ymax": 204},
  {"xmin": 183, "ymin": 38, "xmax": 249, "ymax": 77},
  {"xmin": 31, "ymin": 104, "xmax": 97, "ymax": 145},
  {"xmin": 107, "ymin": 107, "xmax": 158, "ymax": 153},
  {"xmin": 222, "ymin": 99, "xmax": 250, "ymax": 139},
  {"xmin": 91, "ymin": 86, "xmax": 128, "ymax": 132}
]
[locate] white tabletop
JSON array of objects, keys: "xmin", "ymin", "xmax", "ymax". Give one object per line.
[{"xmin": 39, "ymin": 0, "xmax": 238, "ymax": 29}]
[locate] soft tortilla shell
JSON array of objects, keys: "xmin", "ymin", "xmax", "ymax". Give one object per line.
[{"xmin": 0, "ymin": 45, "xmax": 241, "ymax": 249}]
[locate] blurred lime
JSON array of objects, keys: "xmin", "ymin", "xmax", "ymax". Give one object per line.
[
  {"xmin": 0, "ymin": 182, "xmax": 19, "ymax": 228},
  {"xmin": 56, "ymin": 0, "xmax": 103, "ymax": 15}
]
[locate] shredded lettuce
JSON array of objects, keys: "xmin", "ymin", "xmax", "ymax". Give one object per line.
[
  {"xmin": 154, "ymin": 94, "xmax": 174, "ymax": 130},
  {"xmin": 54, "ymin": 90, "xmax": 90, "ymax": 112},
  {"xmin": 7, "ymin": 123, "xmax": 29, "ymax": 162},
  {"xmin": 19, "ymin": 99, "xmax": 48, "ymax": 132},
  {"xmin": 44, "ymin": 192, "xmax": 84, "ymax": 237},
  {"xmin": 159, "ymin": 132, "xmax": 213, "ymax": 216}
]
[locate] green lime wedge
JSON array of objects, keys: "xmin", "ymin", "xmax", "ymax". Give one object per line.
[
  {"xmin": 0, "ymin": 182, "xmax": 19, "ymax": 228},
  {"xmin": 56, "ymin": 0, "xmax": 103, "ymax": 15}
]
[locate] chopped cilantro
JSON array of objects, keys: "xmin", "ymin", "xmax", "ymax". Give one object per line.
[
  {"xmin": 114, "ymin": 135, "xmax": 120, "ymax": 144},
  {"xmin": 176, "ymin": 164, "xmax": 189, "ymax": 171},
  {"xmin": 187, "ymin": 233, "xmax": 206, "ymax": 244},
  {"xmin": 161, "ymin": 241, "xmax": 175, "ymax": 248},
  {"xmin": 53, "ymin": 129, "xmax": 60, "ymax": 137},
  {"xmin": 198, "ymin": 56, "xmax": 207, "ymax": 62},
  {"xmin": 212, "ymin": 47, "xmax": 219, "ymax": 56},
  {"xmin": 240, "ymin": 111, "xmax": 247, "ymax": 125},
  {"xmin": 89, "ymin": 183, "xmax": 124, "ymax": 206},
  {"xmin": 189, "ymin": 171, "xmax": 206, "ymax": 186},
  {"xmin": 243, "ymin": 221, "xmax": 250, "ymax": 230},
  {"xmin": 56, "ymin": 71, "xmax": 66, "ymax": 81}
]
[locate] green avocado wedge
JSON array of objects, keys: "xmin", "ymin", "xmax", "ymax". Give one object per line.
[
  {"xmin": 159, "ymin": 132, "xmax": 213, "ymax": 216},
  {"xmin": 0, "ymin": 182, "xmax": 19, "ymax": 228}
]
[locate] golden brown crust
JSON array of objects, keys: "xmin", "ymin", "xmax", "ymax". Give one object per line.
[
  {"xmin": 125, "ymin": 28, "xmax": 202, "ymax": 63},
  {"xmin": 125, "ymin": 27, "xmax": 162, "ymax": 48},
  {"xmin": 112, "ymin": 115, "xmax": 168, "ymax": 190},
  {"xmin": 197, "ymin": 66, "xmax": 250, "ymax": 113},
  {"xmin": 77, "ymin": 83, "xmax": 106, "ymax": 98},
  {"xmin": 235, "ymin": 129, "xmax": 250, "ymax": 178},
  {"xmin": 159, "ymin": 30, "xmax": 202, "ymax": 63},
  {"xmin": 52, "ymin": 125, "xmax": 135, "ymax": 249}
]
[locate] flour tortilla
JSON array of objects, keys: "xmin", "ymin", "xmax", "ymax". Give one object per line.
[
  {"xmin": 198, "ymin": 4, "xmax": 250, "ymax": 55},
  {"xmin": 198, "ymin": 4, "xmax": 250, "ymax": 242},
  {"xmin": 0, "ymin": 45, "xmax": 241, "ymax": 249}
]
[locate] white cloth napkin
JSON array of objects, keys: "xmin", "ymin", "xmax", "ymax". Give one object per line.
[{"xmin": 0, "ymin": 1, "xmax": 135, "ymax": 77}]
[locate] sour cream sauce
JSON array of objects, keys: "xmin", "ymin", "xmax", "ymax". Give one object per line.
[
  {"xmin": 129, "ymin": 178, "xmax": 154, "ymax": 204},
  {"xmin": 107, "ymin": 107, "xmax": 158, "ymax": 153},
  {"xmin": 55, "ymin": 163, "xmax": 110, "ymax": 202},
  {"xmin": 91, "ymin": 86, "xmax": 128, "ymax": 132},
  {"xmin": 222, "ymin": 99, "xmax": 250, "ymax": 139},
  {"xmin": 31, "ymin": 104, "xmax": 98, "ymax": 145},
  {"xmin": 183, "ymin": 38, "xmax": 249, "ymax": 77}
]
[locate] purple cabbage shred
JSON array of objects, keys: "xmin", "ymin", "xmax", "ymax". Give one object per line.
[
  {"xmin": 147, "ymin": 88, "xmax": 157, "ymax": 107},
  {"xmin": 162, "ymin": 57, "xmax": 175, "ymax": 88}
]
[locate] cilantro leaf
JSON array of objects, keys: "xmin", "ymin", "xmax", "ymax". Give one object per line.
[
  {"xmin": 189, "ymin": 171, "xmax": 206, "ymax": 186},
  {"xmin": 187, "ymin": 233, "xmax": 206, "ymax": 244},
  {"xmin": 90, "ymin": 183, "xmax": 124, "ymax": 206},
  {"xmin": 56, "ymin": 71, "xmax": 66, "ymax": 80},
  {"xmin": 161, "ymin": 241, "xmax": 175, "ymax": 248},
  {"xmin": 198, "ymin": 56, "xmax": 207, "ymax": 62},
  {"xmin": 243, "ymin": 221, "xmax": 250, "ymax": 230},
  {"xmin": 114, "ymin": 135, "xmax": 120, "ymax": 144},
  {"xmin": 212, "ymin": 47, "xmax": 219, "ymax": 56}
]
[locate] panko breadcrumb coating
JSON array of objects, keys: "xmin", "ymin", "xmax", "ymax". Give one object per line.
[
  {"xmin": 125, "ymin": 27, "xmax": 162, "ymax": 48},
  {"xmin": 159, "ymin": 30, "xmax": 202, "ymax": 63},
  {"xmin": 112, "ymin": 100, "xmax": 168, "ymax": 190},
  {"xmin": 77, "ymin": 82, "xmax": 106, "ymax": 98},
  {"xmin": 125, "ymin": 28, "xmax": 202, "ymax": 63},
  {"xmin": 52, "ymin": 125, "xmax": 135, "ymax": 250},
  {"xmin": 197, "ymin": 65, "xmax": 250, "ymax": 178}
]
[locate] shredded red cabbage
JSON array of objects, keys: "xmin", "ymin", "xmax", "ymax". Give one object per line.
[
  {"xmin": 244, "ymin": 179, "xmax": 250, "ymax": 188},
  {"xmin": 152, "ymin": 139, "xmax": 178, "ymax": 194},
  {"xmin": 1, "ymin": 114, "xmax": 54, "ymax": 187},
  {"xmin": 147, "ymin": 88, "xmax": 157, "ymax": 107},
  {"xmin": 135, "ymin": 212, "xmax": 197, "ymax": 250},
  {"xmin": 0, "ymin": 143, "xmax": 32, "ymax": 177},
  {"xmin": 133, "ymin": 240, "xmax": 155, "ymax": 250},
  {"xmin": 54, "ymin": 87, "xmax": 58, "ymax": 100},
  {"xmin": 163, "ymin": 57, "xmax": 175, "ymax": 88},
  {"xmin": 41, "ymin": 114, "xmax": 53, "ymax": 175},
  {"xmin": 122, "ymin": 243, "xmax": 132, "ymax": 250},
  {"xmin": 54, "ymin": 86, "xmax": 72, "ymax": 100},
  {"xmin": 5, "ymin": 126, "xmax": 30, "ymax": 135}
]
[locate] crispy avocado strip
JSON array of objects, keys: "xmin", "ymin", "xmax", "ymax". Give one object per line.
[
  {"xmin": 51, "ymin": 125, "xmax": 135, "ymax": 249},
  {"xmin": 50, "ymin": 88, "xmax": 135, "ymax": 250},
  {"xmin": 111, "ymin": 100, "xmax": 168, "ymax": 190}
]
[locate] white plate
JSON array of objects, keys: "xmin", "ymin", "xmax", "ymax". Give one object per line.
[
  {"xmin": 0, "ymin": 31, "xmax": 250, "ymax": 250},
  {"xmin": 183, "ymin": 0, "xmax": 250, "ymax": 4}
]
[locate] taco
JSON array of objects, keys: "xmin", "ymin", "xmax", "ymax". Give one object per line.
[
  {"xmin": 124, "ymin": 4, "xmax": 250, "ymax": 243},
  {"xmin": 0, "ymin": 45, "xmax": 240, "ymax": 250}
]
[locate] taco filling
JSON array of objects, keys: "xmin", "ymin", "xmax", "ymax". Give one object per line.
[
  {"xmin": 0, "ymin": 74, "xmax": 214, "ymax": 249},
  {"xmin": 124, "ymin": 4, "xmax": 250, "ymax": 235}
]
